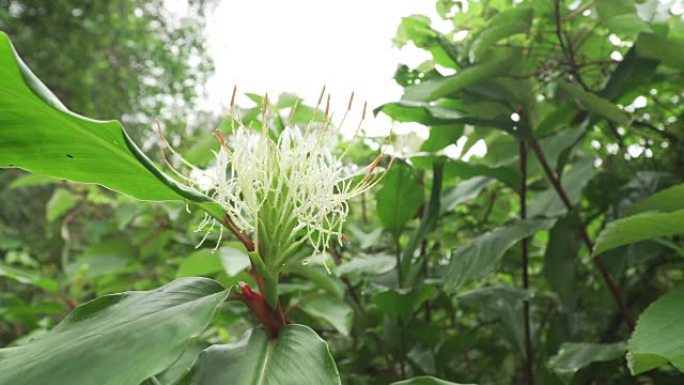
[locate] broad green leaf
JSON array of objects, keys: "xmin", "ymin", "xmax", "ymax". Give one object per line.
[
  {"xmin": 0, "ymin": 262, "xmax": 59, "ymax": 293},
  {"xmin": 458, "ymin": 286, "xmax": 530, "ymax": 354},
  {"xmin": 628, "ymin": 285, "xmax": 684, "ymax": 374},
  {"xmin": 143, "ymin": 342, "xmax": 208, "ymax": 385},
  {"xmin": 0, "ymin": 32, "xmax": 219, "ymax": 215},
  {"xmin": 376, "ymin": 163, "xmax": 424, "ymax": 236},
  {"xmin": 441, "ymin": 176, "xmax": 492, "ymax": 213},
  {"xmin": 594, "ymin": 209, "xmax": 684, "ymax": 255},
  {"xmin": 0, "ymin": 278, "xmax": 229, "ymax": 385},
  {"xmin": 66, "ymin": 255, "xmax": 132, "ymax": 280},
  {"xmin": 375, "ymin": 101, "xmax": 514, "ymax": 135},
  {"xmin": 287, "ymin": 265, "xmax": 345, "ymax": 299},
  {"xmin": 218, "ymin": 245, "xmax": 252, "ymax": 277},
  {"xmin": 558, "ymin": 80, "xmax": 630, "ymax": 125},
  {"xmin": 45, "ymin": 188, "xmax": 77, "ymax": 222},
  {"xmin": 372, "ymin": 286, "xmax": 437, "ymax": 321},
  {"xmin": 599, "ymin": 47, "xmax": 659, "ymax": 102},
  {"xmin": 596, "ymin": 0, "xmax": 650, "ymax": 34},
  {"xmin": 391, "ymin": 376, "xmax": 475, "ymax": 385},
  {"xmin": 177, "ymin": 246, "xmax": 250, "ymax": 278},
  {"xmin": 335, "ymin": 253, "xmax": 397, "ymax": 277},
  {"xmin": 395, "ymin": 15, "xmax": 438, "ymax": 48},
  {"xmin": 549, "ymin": 342, "xmax": 626, "ymax": 384},
  {"xmin": 181, "ymin": 324, "xmax": 341, "ymax": 385},
  {"xmin": 444, "ymin": 218, "xmax": 556, "ymax": 293},
  {"xmin": 628, "ymin": 183, "xmax": 684, "ymax": 215},
  {"xmin": 412, "ymin": 156, "xmax": 519, "ymax": 191},
  {"xmin": 9, "ymin": 173, "xmax": 60, "ymax": 189},
  {"xmin": 177, "ymin": 249, "xmax": 224, "ymax": 278},
  {"xmin": 401, "ymin": 162, "xmax": 443, "ymax": 282},
  {"xmin": 301, "ymin": 296, "xmax": 353, "ymax": 336},
  {"xmin": 402, "ymin": 51, "xmax": 517, "ymax": 102},
  {"xmin": 544, "ymin": 217, "xmax": 580, "ymax": 312},
  {"xmin": 636, "ymin": 32, "xmax": 684, "ymax": 69},
  {"xmin": 528, "ymin": 157, "xmax": 596, "ymax": 218},
  {"xmin": 421, "ymin": 125, "xmax": 464, "ymax": 152},
  {"xmin": 468, "ymin": 8, "xmax": 533, "ymax": 62}
]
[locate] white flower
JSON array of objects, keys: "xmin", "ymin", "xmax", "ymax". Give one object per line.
[{"xmin": 159, "ymin": 97, "xmax": 390, "ymax": 266}]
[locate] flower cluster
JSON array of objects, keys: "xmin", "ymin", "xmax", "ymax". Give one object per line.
[{"xmin": 159, "ymin": 92, "xmax": 390, "ymax": 266}]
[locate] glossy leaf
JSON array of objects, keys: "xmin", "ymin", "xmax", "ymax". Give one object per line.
[
  {"xmin": 593, "ymin": 209, "xmax": 684, "ymax": 255},
  {"xmin": 636, "ymin": 32, "xmax": 684, "ymax": 69},
  {"xmin": 558, "ymin": 79, "xmax": 630, "ymax": 125},
  {"xmin": 45, "ymin": 188, "xmax": 77, "ymax": 222},
  {"xmin": 444, "ymin": 218, "xmax": 556, "ymax": 293},
  {"xmin": 402, "ymin": 51, "xmax": 517, "ymax": 102},
  {"xmin": 628, "ymin": 183, "xmax": 684, "ymax": 215},
  {"xmin": 628, "ymin": 285, "xmax": 684, "ymax": 374},
  {"xmin": 181, "ymin": 324, "xmax": 341, "ymax": 385},
  {"xmin": 376, "ymin": 163, "xmax": 424, "ymax": 236},
  {"xmin": 301, "ymin": 296, "xmax": 353, "ymax": 336},
  {"xmin": 335, "ymin": 253, "xmax": 397, "ymax": 277},
  {"xmin": 468, "ymin": 7, "xmax": 533, "ymax": 62},
  {"xmin": 0, "ymin": 32, "xmax": 219, "ymax": 214},
  {"xmin": 549, "ymin": 342, "xmax": 626, "ymax": 384},
  {"xmin": 0, "ymin": 278, "xmax": 229, "ymax": 385},
  {"xmin": 528, "ymin": 158, "xmax": 596, "ymax": 218}
]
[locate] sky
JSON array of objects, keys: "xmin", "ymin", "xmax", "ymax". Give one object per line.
[
  {"xmin": 165, "ymin": 0, "xmax": 485, "ymax": 157},
  {"xmin": 167, "ymin": 0, "xmax": 438, "ymax": 131}
]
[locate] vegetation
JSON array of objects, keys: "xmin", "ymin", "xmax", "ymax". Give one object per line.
[{"xmin": 1, "ymin": 0, "xmax": 684, "ymax": 384}]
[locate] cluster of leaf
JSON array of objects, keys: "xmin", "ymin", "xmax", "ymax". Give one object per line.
[{"xmin": 2, "ymin": 0, "xmax": 684, "ymax": 384}]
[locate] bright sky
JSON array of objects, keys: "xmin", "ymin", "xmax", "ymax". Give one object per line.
[
  {"xmin": 167, "ymin": 0, "xmax": 439, "ymax": 134},
  {"xmin": 165, "ymin": 0, "xmax": 486, "ymax": 158}
]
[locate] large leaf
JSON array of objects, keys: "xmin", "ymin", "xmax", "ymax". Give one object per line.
[
  {"xmin": 441, "ymin": 176, "xmax": 492, "ymax": 213},
  {"xmin": 402, "ymin": 51, "xmax": 518, "ymax": 102},
  {"xmin": 628, "ymin": 182, "xmax": 684, "ymax": 215},
  {"xmin": 558, "ymin": 79, "xmax": 630, "ymax": 125},
  {"xmin": 335, "ymin": 253, "xmax": 397, "ymax": 277},
  {"xmin": 0, "ymin": 32, "xmax": 217, "ymax": 211},
  {"xmin": 636, "ymin": 32, "xmax": 684, "ymax": 69},
  {"xmin": 376, "ymin": 163, "xmax": 424, "ymax": 236},
  {"xmin": 468, "ymin": 7, "xmax": 533, "ymax": 62},
  {"xmin": 548, "ymin": 342, "xmax": 626, "ymax": 384},
  {"xmin": 0, "ymin": 262, "xmax": 59, "ymax": 293},
  {"xmin": 444, "ymin": 218, "xmax": 556, "ymax": 293},
  {"xmin": 301, "ymin": 297, "xmax": 353, "ymax": 336},
  {"xmin": 401, "ymin": 161, "xmax": 443, "ymax": 281},
  {"xmin": 628, "ymin": 285, "xmax": 684, "ymax": 374},
  {"xmin": 593, "ymin": 209, "xmax": 684, "ymax": 255},
  {"xmin": 391, "ymin": 376, "xmax": 475, "ymax": 385},
  {"xmin": 0, "ymin": 278, "xmax": 229, "ymax": 385},
  {"xmin": 181, "ymin": 324, "xmax": 341, "ymax": 385},
  {"xmin": 528, "ymin": 157, "xmax": 596, "ymax": 218},
  {"xmin": 375, "ymin": 101, "xmax": 513, "ymax": 134},
  {"xmin": 544, "ymin": 216, "xmax": 580, "ymax": 312},
  {"xmin": 45, "ymin": 188, "xmax": 78, "ymax": 222}
]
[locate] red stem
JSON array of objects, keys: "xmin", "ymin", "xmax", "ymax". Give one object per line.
[{"xmin": 229, "ymin": 282, "xmax": 286, "ymax": 338}]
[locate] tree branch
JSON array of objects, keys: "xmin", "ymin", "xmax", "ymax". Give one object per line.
[{"xmin": 529, "ymin": 138, "xmax": 636, "ymax": 330}]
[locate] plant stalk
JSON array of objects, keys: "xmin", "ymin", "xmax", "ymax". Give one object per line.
[{"xmin": 528, "ymin": 137, "xmax": 636, "ymax": 330}]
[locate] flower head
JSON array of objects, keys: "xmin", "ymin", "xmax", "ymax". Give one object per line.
[{"xmin": 159, "ymin": 91, "xmax": 390, "ymax": 266}]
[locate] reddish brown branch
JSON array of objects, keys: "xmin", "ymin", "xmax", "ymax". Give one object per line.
[
  {"xmin": 222, "ymin": 213, "xmax": 255, "ymax": 252},
  {"xmin": 528, "ymin": 138, "xmax": 636, "ymax": 330},
  {"xmin": 229, "ymin": 282, "xmax": 285, "ymax": 338}
]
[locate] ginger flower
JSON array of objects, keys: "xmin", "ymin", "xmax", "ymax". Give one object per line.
[{"xmin": 159, "ymin": 89, "xmax": 391, "ymax": 270}]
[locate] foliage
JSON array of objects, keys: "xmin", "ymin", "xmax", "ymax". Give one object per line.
[{"xmin": 2, "ymin": 0, "xmax": 684, "ymax": 385}]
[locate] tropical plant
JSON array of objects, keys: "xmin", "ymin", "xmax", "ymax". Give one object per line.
[{"xmin": 2, "ymin": 0, "xmax": 684, "ymax": 384}]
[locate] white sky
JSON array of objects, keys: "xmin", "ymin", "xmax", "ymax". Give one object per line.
[
  {"xmin": 165, "ymin": 0, "xmax": 486, "ymax": 158},
  {"xmin": 166, "ymin": 0, "xmax": 439, "ymax": 134}
]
